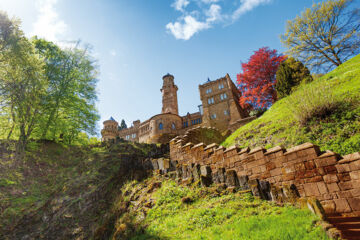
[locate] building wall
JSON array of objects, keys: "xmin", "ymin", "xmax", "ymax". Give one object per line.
[
  {"xmin": 199, "ymin": 74, "xmax": 247, "ymax": 131},
  {"xmin": 101, "ymin": 119, "xmax": 118, "ymax": 141},
  {"xmin": 101, "ymin": 73, "xmax": 252, "ymax": 143},
  {"xmin": 161, "ymin": 74, "xmax": 179, "ymax": 115}
]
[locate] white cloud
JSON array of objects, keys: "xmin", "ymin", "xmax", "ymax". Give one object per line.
[
  {"xmin": 166, "ymin": 3, "xmax": 221, "ymax": 40},
  {"xmin": 206, "ymin": 4, "xmax": 222, "ymax": 22},
  {"xmin": 166, "ymin": 0, "xmax": 272, "ymax": 40},
  {"xmin": 232, "ymin": 0, "xmax": 271, "ymax": 21},
  {"xmin": 202, "ymin": 0, "xmax": 219, "ymax": 4},
  {"xmin": 166, "ymin": 15, "xmax": 210, "ymax": 40},
  {"xmin": 31, "ymin": 0, "xmax": 68, "ymax": 43},
  {"xmin": 172, "ymin": 0, "xmax": 190, "ymax": 12}
]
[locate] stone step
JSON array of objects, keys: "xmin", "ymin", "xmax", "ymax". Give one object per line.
[{"xmin": 327, "ymin": 216, "xmax": 360, "ymax": 240}]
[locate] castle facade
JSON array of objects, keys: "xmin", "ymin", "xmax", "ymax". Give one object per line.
[{"xmin": 101, "ymin": 73, "xmax": 250, "ymax": 143}]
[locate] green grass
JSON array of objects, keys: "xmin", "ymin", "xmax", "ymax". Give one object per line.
[
  {"xmin": 222, "ymin": 54, "xmax": 360, "ymax": 155},
  {"xmin": 132, "ymin": 180, "xmax": 329, "ymax": 240}
]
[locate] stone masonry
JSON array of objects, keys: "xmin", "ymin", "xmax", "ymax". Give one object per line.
[
  {"xmin": 101, "ymin": 73, "xmax": 254, "ymax": 143},
  {"xmin": 169, "ymin": 138, "xmax": 360, "ymax": 216}
]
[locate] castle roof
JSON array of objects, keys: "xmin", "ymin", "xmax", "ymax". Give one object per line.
[
  {"xmin": 162, "ymin": 73, "xmax": 174, "ymax": 79},
  {"xmin": 109, "ymin": 116, "xmax": 116, "ymax": 121}
]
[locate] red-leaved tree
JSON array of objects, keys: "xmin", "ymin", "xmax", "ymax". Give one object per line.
[{"xmin": 237, "ymin": 47, "xmax": 286, "ymax": 110}]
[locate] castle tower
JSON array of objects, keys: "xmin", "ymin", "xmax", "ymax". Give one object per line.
[
  {"xmin": 161, "ymin": 73, "xmax": 179, "ymax": 115},
  {"xmin": 101, "ymin": 116, "xmax": 119, "ymax": 141}
]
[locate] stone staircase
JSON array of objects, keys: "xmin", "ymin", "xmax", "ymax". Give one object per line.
[{"xmin": 327, "ymin": 215, "xmax": 360, "ymax": 240}]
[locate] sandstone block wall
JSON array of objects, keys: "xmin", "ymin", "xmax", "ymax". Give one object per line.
[{"xmin": 169, "ymin": 138, "xmax": 360, "ymax": 216}]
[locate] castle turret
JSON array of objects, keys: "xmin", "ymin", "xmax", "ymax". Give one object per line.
[
  {"xmin": 161, "ymin": 73, "xmax": 179, "ymax": 115},
  {"xmin": 101, "ymin": 116, "xmax": 118, "ymax": 141}
]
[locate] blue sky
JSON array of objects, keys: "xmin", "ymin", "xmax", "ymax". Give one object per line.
[{"xmin": 0, "ymin": 0, "xmax": 340, "ymax": 132}]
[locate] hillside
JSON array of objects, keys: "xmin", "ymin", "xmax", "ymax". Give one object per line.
[
  {"xmin": 0, "ymin": 140, "xmax": 331, "ymax": 240},
  {"xmin": 0, "ymin": 140, "xmax": 167, "ymax": 239},
  {"xmin": 223, "ymin": 54, "xmax": 360, "ymax": 155}
]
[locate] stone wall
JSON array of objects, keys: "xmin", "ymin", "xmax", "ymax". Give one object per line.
[{"xmin": 169, "ymin": 139, "xmax": 360, "ymax": 216}]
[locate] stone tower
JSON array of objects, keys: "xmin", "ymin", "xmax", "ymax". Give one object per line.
[
  {"xmin": 161, "ymin": 73, "xmax": 179, "ymax": 115},
  {"xmin": 101, "ymin": 117, "xmax": 118, "ymax": 141}
]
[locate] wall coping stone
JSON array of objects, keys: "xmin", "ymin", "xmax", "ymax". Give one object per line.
[
  {"xmin": 264, "ymin": 146, "xmax": 284, "ymax": 156},
  {"xmin": 317, "ymin": 150, "xmax": 340, "ymax": 160},
  {"xmin": 338, "ymin": 152, "xmax": 360, "ymax": 164},
  {"xmin": 284, "ymin": 142, "xmax": 317, "ymax": 155},
  {"xmin": 182, "ymin": 142, "xmax": 193, "ymax": 148},
  {"xmin": 239, "ymin": 147, "xmax": 250, "ymax": 154},
  {"xmin": 224, "ymin": 145, "xmax": 238, "ymax": 153},
  {"xmin": 248, "ymin": 147, "xmax": 265, "ymax": 154},
  {"xmin": 204, "ymin": 143, "xmax": 219, "ymax": 151},
  {"xmin": 215, "ymin": 146, "xmax": 225, "ymax": 152},
  {"xmin": 176, "ymin": 139, "xmax": 184, "ymax": 144},
  {"xmin": 192, "ymin": 142, "xmax": 205, "ymax": 149}
]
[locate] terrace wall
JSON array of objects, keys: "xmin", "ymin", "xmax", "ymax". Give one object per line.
[{"xmin": 169, "ymin": 138, "xmax": 360, "ymax": 216}]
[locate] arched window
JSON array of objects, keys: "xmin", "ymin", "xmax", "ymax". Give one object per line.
[
  {"xmin": 159, "ymin": 123, "xmax": 163, "ymax": 130},
  {"xmin": 171, "ymin": 123, "xmax": 176, "ymax": 129}
]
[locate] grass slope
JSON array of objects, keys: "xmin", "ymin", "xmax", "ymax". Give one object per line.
[
  {"xmin": 125, "ymin": 179, "xmax": 329, "ymax": 240},
  {"xmin": 223, "ymin": 55, "xmax": 360, "ymax": 155},
  {"xmin": 0, "ymin": 140, "xmax": 163, "ymax": 239}
]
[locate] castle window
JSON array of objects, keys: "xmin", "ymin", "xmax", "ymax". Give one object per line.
[
  {"xmin": 220, "ymin": 93, "xmax": 228, "ymax": 100},
  {"xmin": 219, "ymin": 83, "xmax": 224, "ymax": 89},
  {"xmin": 206, "ymin": 88, "xmax": 212, "ymax": 94},
  {"xmin": 125, "ymin": 135, "xmax": 130, "ymax": 140},
  {"xmin": 183, "ymin": 121, "xmax": 188, "ymax": 128},
  {"xmin": 224, "ymin": 110, "xmax": 229, "ymax": 116},
  {"xmin": 159, "ymin": 123, "xmax": 163, "ymax": 130},
  {"xmin": 210, "ymin": 114, "xmax": 217, "ymax": 119},
  {"xmin": 171, "ymin": 123, "xmax": 176, "ymax": 129},
  {"xmin": 208, "ymin": 97, "xmax": 214, "ymax": 105},
  {"xmin": 132, "ymin": 133, "xmax": 136, "ymax": 138}
]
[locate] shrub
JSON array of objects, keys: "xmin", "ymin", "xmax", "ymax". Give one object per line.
[
  {"xmin": 275, "ymin": 57, "xmax": 312, "ymax": 99},
  {"xmin": 286, "ymin": 81, "xmax": 342, "ymax": 125}
]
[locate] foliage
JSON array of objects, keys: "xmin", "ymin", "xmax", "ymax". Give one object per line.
[
  {"xmin": 281, "ymin": 0, "xmax": 360, "ymax": 71},
  {"xmin": 132, "ymin": 180, "xmax": 329, "ymax": 240},
  {"xmin": 237, "ymin": 47, "xmax": 286, "ymax": 110},
  {"xmin": 0, "ymin": 11, "xmax": 99, "ymax": 151},
  {"xmin": 0, "ymin": 12, "xmax": 47, "ymax": 154},
  {"xmin": 275, "ymin": 57, "xmax": 313, "ymax": 99},
  {"xmin": 32, "ymin": 38, "xmax": 99, "ymax": 144},
  {"xmin": 119, "ymin": 119, "xmax": 127, "ymax": 130},
  {"xmin": 223, "ymin": 54, "xmax": 360, "ymax": 156}
]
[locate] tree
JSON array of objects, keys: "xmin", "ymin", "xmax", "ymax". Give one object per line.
[
  {"xmin": 275, "ymin": 57, "xmax": 313, "ymax": 99},
  {"xmin": 237, "ymin": 47, "xmax": 286, "ymax": 110},
  {"xmin": 119, "ymin": 119, "xmax": 127, "ymax": 130},
  {"xmin": 281, "ymin": 0, "xmax": 360, "ymax": 71},
  {"xmin": 32, "ymin": 38, "xmax": 99, "ymax": 144},
  {"xmin": 0, "ymin": 12, "xmax": 47, "ymax": 154}
]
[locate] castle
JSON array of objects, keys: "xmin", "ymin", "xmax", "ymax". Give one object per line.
[{"xmin": 101, "ymin": 73, "xmax": 252, "ymax": 143}]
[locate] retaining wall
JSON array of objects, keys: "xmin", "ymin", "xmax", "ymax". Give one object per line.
[{"xmin": 169, "ymin": 138, "xmax": 360, "ymax": 216}]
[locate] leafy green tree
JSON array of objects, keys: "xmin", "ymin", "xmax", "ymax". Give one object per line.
[
  {"xmin": 281, "ymin": 0, "xmax": 360, "ymax": 70},
  {"xmin": 119, "ymin": 119, "xmax": 127, "ymax": 130},
  {"xmin": 0, "ymin": 12, "xmax": 47, "ymax": 154},
  {"xmin": 32, "ymin": 38, "xmax": 99, "ymax": 144},
  {"xmin": 275, "ymin": 57, "xmax": 313, "ymax": 98}
]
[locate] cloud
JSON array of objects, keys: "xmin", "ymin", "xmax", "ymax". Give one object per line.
[
  {"xmin": 166, "ymin": 15, "xmax": 210, "ymax": 40},
  {"xmin": 31, "ymin": 0, "xmax": 68, "ymax": 43},
  {"xmin": 232, "ymin": 0, "xmax": 271, "ymax": 21},
  {"xmin": 206, "ymin": 4, "xmax": 222, "ymax": 22},
  {"xmin": 166, "ymin": 4, "xmax": 222, "ymax": 40},
  {"xmin": 172, "ymin": 0, "xmax": 190, "ymax": 12},
  {"xmin": 201, "ymin": 0, "xmax": 219, "ymax": 3},
  {"xmin": 166, "ymin": 0, "xmax": 272, "ymax": 40}
]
